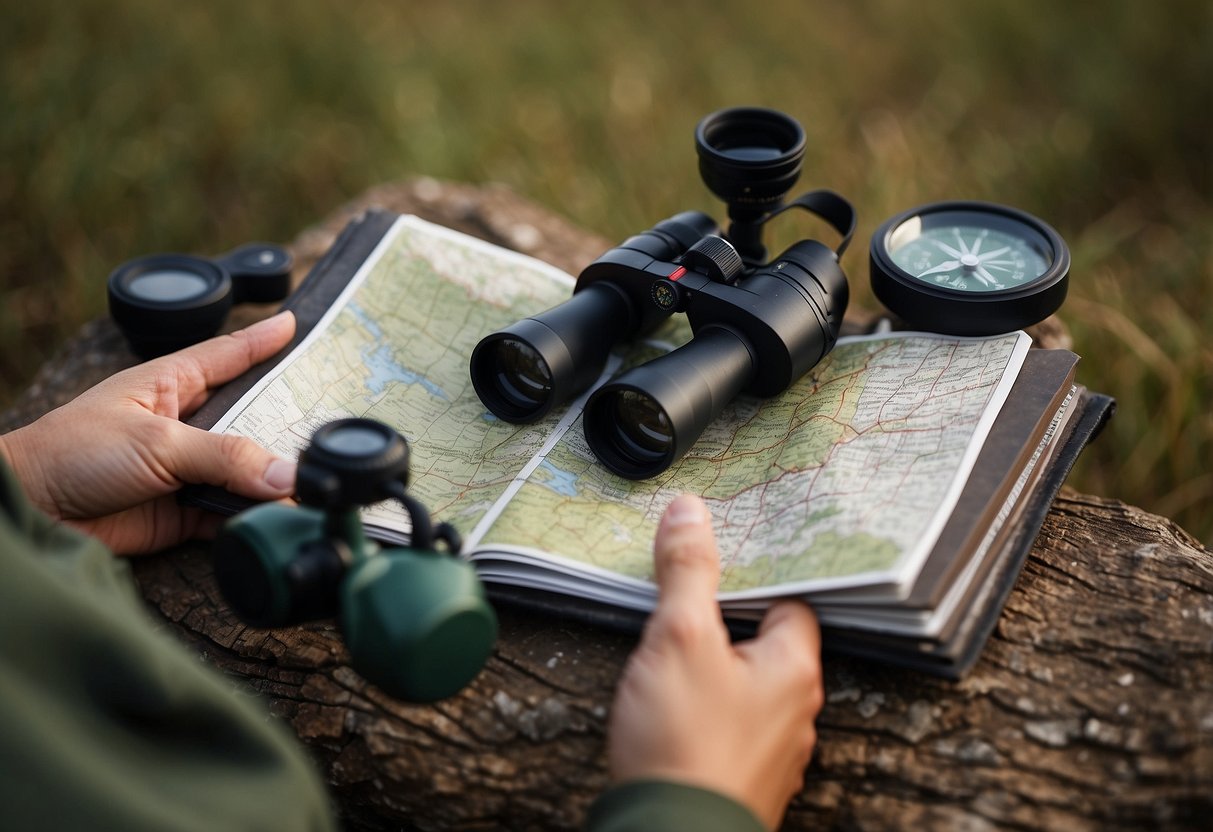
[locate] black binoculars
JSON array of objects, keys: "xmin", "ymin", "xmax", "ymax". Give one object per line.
[
  {"xmin": 470, "ymin": 107, "xmax": 854, "ymax": 479},
  {"xmin": 212, "ymin": 419, "xmax": 497, "ymax": 702}
]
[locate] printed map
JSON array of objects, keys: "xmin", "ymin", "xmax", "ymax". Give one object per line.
[
  {"xmin": 484, "ymin": 333, "xmax": 1027, "ymax": 594},
  {"xmin": 216, "ymin": 217, "xmax": 577, "ymax": 533},
  {"xmin": 216, "ymin": 216, "xmax": 1028, "ymax": 593}
]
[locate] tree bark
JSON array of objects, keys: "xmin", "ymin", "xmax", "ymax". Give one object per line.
[{"xmin": 3, "ymin": 179, "xmax": 1210, "ymax": 831}]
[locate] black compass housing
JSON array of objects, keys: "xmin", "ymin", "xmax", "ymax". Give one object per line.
[{"xmin": 869, "ymin": 200, "xmax": 1070, "ymax": 336}]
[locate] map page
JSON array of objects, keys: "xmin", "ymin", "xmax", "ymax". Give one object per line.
[{"xmin": 213, "ymin": 215, "xmax": 1029, "ymax": 601}]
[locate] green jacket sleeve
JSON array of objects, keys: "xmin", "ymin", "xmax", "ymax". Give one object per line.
[
  {"xmin": 0, "ymin": 459, "xmax": 336, "ymax": 832},
  {"xmin": 587, "ymin": 780, "xmax": 766, "ymax": 832}
]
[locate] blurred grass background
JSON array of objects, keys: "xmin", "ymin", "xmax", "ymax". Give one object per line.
[{"xmin": 1, "ymin": 0, "xmax": 1210, "ymax": 541}]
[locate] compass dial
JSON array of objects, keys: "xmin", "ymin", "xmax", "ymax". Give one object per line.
[
  {"xmin": 888, "ymin": 217, "xmax": 1051, "ymax": 293},
  {"xmin": 870, "ymin": 201, "xmax": 1069, "ymax": 335}
]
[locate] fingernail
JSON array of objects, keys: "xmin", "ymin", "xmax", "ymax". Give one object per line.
[
  {"xmin": 263, "ymin": 458, "xmax": 297, "ymax": 492},
  {"xmin": 663, "ymin": 495, "xmax": 708, "ymax": 528}
]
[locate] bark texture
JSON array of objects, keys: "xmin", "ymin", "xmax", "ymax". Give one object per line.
[{"xmin": 3, "ymin": 180, "xmax": 1209, "ymax": 831}]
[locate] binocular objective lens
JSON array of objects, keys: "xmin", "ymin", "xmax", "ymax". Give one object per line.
[
  {"xmin": 487, "ymin": 338, "xmax": 553, "ymax": 412},
  {"xmin": 609, "ymin": 390, "xmax": 674, "ymax": 464},
  {"xmin": 128, "ymin": 270, "xmax": 212, "ymax": 302}
]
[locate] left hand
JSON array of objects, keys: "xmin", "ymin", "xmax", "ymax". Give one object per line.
[{"xmin": 0, "ymin": 311, "xmax": 298, "ymax": 554}]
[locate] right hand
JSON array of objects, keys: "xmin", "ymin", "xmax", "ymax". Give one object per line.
[{"xmin": 606, "ymin": 494, "xmax": 824, "ymax": 830}]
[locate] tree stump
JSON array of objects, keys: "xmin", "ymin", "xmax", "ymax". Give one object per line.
[{"xmin": 2, "ymin": 179, "xmax": 1209, "ymax": 831}]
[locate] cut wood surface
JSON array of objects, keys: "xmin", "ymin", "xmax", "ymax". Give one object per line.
[{"xmin": 3, "ymin": 180, "xmax": 1209, "ymax": 831}]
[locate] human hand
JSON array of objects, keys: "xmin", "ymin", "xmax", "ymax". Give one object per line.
[
  {"xmin": 607, "ymin": 494, "xmax": 824, "ymax": 831},
  {"xmin": 0, "ymin": 311, "xmax": 298, "ymax": 555}
]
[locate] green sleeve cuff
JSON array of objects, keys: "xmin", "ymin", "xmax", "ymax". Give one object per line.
[{"xmin": 587, "ymin": 779, "xmax": 766, "ymax": 832}]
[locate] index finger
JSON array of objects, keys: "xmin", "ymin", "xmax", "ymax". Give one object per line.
[{"xmin": 172, "ymin": 311, "xmax": 297, "ymax": 416}]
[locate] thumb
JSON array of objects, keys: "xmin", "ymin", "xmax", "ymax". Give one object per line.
[
  {"xmin": 651, "ymin": 494, "xmax": 721, "ymax": 617},
  {"xmin": 162, "ymin": 422, "xmax": 297, "ymax": 501}
]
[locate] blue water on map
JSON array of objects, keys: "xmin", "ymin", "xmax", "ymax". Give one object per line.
[
  {"xmin": 346, "ymin": 302, "xmax": 384, "ymax": 340},
  {"xmin": 343, "ymin": 301, "xmax": 450, "ymax": 400},
  {"xmin": 361, "ymin": 343, "xmax": 450, "ymax": 400},
  {"xmin": 537, "ymin": 460, "xmax": 579, "ymax": 497}
]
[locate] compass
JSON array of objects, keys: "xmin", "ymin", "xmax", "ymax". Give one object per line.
[{"xmin": 869, "ymin": 200, "xmax": 1069, "ymax": 335}]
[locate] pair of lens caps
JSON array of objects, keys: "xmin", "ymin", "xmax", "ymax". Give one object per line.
[{"xmin": 108, "ymin": 243, "xmax": 293, "ymax": 359}]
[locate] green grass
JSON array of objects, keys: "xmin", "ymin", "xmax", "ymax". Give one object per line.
[{"xmin": 2, "ymin": 0, "xmax": 1210, "ymax": 541}]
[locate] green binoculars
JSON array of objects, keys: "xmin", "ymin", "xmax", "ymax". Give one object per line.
[{"xmin": 212, "ymin": 419, "xmax": 497, "ymax": 702}]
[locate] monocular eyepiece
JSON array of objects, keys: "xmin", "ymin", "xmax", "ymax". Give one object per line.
[
  {"xmin": 314, "ymin": 420, "xmax": 395, "ymax": 457},
  {"xmin": 695, "ymin": 106, "xmax": 806, "ymax": 213},
  {"xmin": 696, "ymin": 106, "xmax": 807, "ymax": 264},
  {"xmin": 297, "ymin": 418, "xmax": 411, "ymax": 510}
]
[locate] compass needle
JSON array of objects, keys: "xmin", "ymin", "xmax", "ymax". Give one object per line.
[
  {"xmin": 932, "ymin": 240, "xmax": 965, "ymax": 259},
  {"xmin": 977, "ymin": 246, "xmax": 1011, "ymax": 261},
  {"xmin": 975, "ymin": 265, "xmax": 998, "ymax": 285},
  {"xmin": 915, "ymin": 260, "xmax": 962, "ymax": 278},
  {"xmin": 952, "ymin": 228, "xmax": 972, "ymax": 256}
]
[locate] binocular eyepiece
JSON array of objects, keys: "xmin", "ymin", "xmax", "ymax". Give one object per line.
[
  {"xmin": 469, "ymin": 108, "xmax": 854, "ymax": 479},
  {"xmin": 213, "ymin": 419, "xmax": 496, "ymax": 702}
]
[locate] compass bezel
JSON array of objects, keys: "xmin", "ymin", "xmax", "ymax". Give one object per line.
[{"xmin": 870, "ymin": 200, "xmax": 1070, "ymax": 336}]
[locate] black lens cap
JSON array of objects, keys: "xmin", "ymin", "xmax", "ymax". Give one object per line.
[
  {"xmin": 218, "ymin": 243, "xmax": 294, "ymax": 303},
  {"xmin": 107, "ymin": 243, "xmax": 293, "ymax": 359},
  {"xmin": 108, "ymin": 254, "xmax": 234, "ymax": 359}
]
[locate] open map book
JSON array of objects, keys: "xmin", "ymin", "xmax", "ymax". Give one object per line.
[{"xmin": 189, "ymin": 211, "xmax": 1114, "ymax": 677}]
